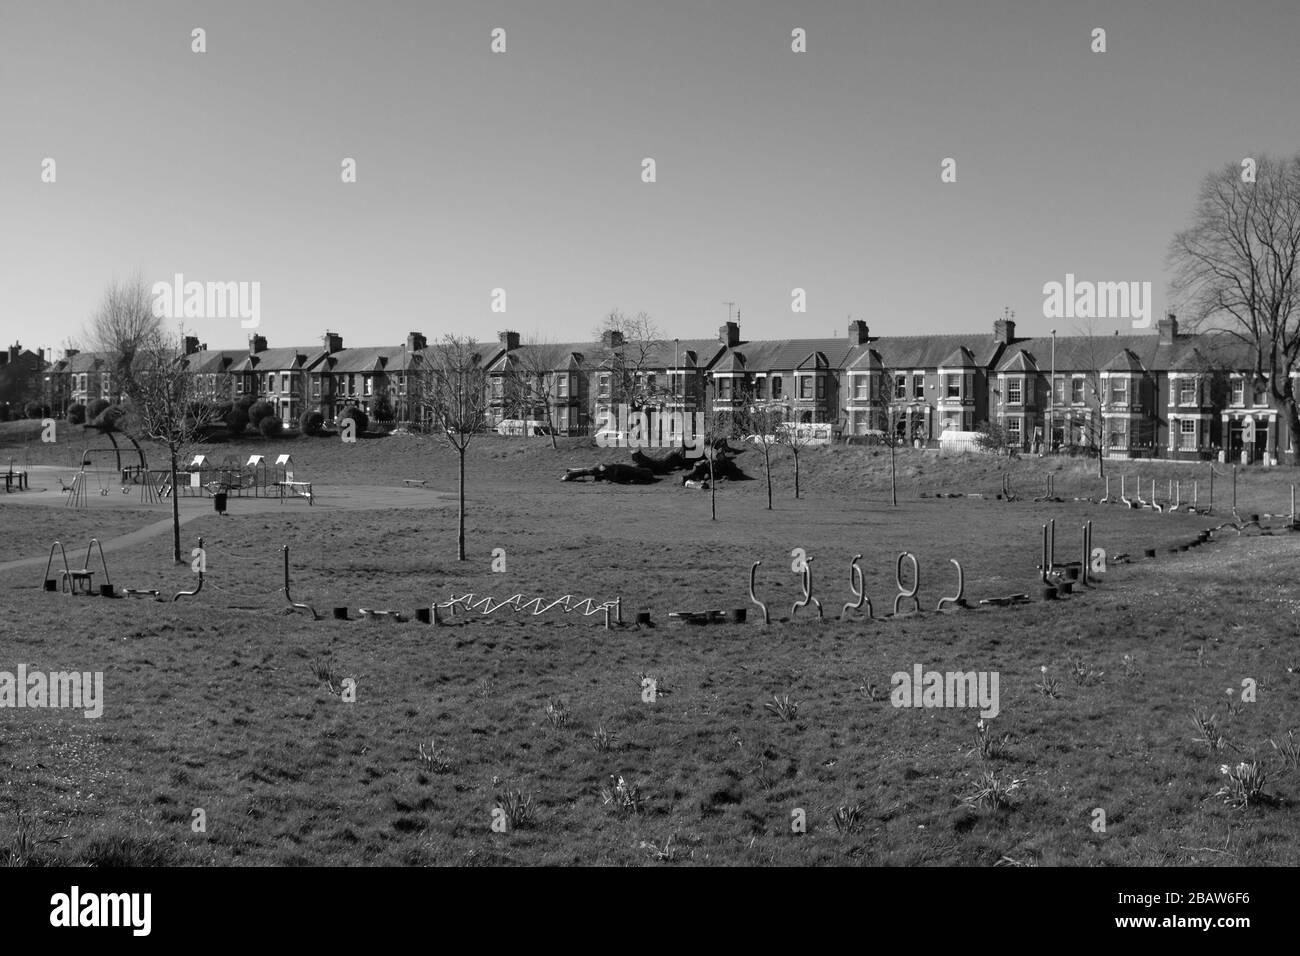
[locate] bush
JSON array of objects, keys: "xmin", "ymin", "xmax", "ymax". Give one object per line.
[
  {"xmin": 90, "ymin": 404, "xmax": 126, "ymax": 432},
  {"xmin": 338, "ymin": 406, "xmax": 368, "ymax": 434},
  {"xmin": 248, "ymin": 401, "xmax": 275, "ymax": 427},
  {"xmin": 223, "ymin": 404, "xmax": 249, "ymax": 434},
  {"xmin": 67, "ymin": 403, "xmax": 87, "ymax": 425},
  {"xmin": 299, "ymin": 410, "xmax": 325, "ymax": 436},
  {"xmin": 87, "ymin": 399, "xmax": 110, "ymax": 420},
  {"xmin": 259, "ymin": 415, "xmax": 284, "ymax": 438},
  {"xmin": 24, "ymin": 402, "xmax": 49, "ymax": 419}
]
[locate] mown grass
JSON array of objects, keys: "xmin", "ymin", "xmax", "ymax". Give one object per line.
[{"xmin": 1, "ymin": 423, "xmax": 1298, "ymax": 865}]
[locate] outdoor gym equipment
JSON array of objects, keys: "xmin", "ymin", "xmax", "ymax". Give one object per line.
[
  {"xmin": 42, "ymin": 539, "xmax": 112, "ymax": 596},
  {"xmin": 430, "ymin": 593, "xmax": 622, "ymax": 628}
]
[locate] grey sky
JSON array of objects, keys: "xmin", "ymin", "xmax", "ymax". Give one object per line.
[{"xmin": 2, "ymin": 0, "xmax": 1297, "ymax": 351}]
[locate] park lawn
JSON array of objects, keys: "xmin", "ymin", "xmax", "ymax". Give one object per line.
[{"xmin": 1, "ymin": 423, "xmax": 1298, "ymax": 865}]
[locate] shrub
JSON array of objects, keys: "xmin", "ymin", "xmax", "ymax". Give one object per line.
[
  {"xmin": 259, "ymin": 415, "xmax": 284, "ymax": 438},
  {"xmin": 24, "ymin": 402, "xmax": 49, "ymax": 419},
  {"xmin": 338, "ymin": 406, "xmax": 368, "ymax": 434},
  {"xmin": 67, "ymin": 403, "xmax": 86, "ymax": 425},
  {"xmin": 87, "ymin": 399, "xmax": 110, "ymax": 420},
  {"xmin": 247, "ymin": 401, "xmax": 275, "ymax": 427},
  {"xmin": 299, "ymin": 410, "xmax": 325, "ymax": 436},
  {"xmin": 89, "ymin": 404, "xmax": 125, "ymax": 432},
  {"xmin": 224, "ymin": 404, "xmax": 250, "ymax": 434}
]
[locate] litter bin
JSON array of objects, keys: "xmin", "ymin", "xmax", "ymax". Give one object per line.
[{"xmin": 214, "ymin": 492, "xmax": 228, "ymax": 515}]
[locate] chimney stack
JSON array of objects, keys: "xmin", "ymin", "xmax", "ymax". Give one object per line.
[
  {"xmin": 601, "ymin": 330, "xmax": 625, "ymax": 349},
  {"xmin": 994, "ymin": 318, "xmax": 1016, "ymax": 345},
  {"xmin": 1158, "ymin": 312, "xmax": 1179, "ymax": 345},
  {"xmin": 498, "ymin": 330, "xmax": 520, "ymax": 351},
  {"xmin": 718, "ymin": 321, "xmax": 740, "ymax": 348},
  {"xmin": 322, "ymin": 331, "xmax": 343, "ymax": 354},
  {"xmin": 183, "ymin": 335, "xmax": 201, "ymax": 355},
  {"xmin": 405, "ymin": 331, "xmax": 427, "ymax": 353},
  {"xmin": 249, "ymin": 334, "xmax": 268, "ymax": 354},
  {"xmin": 848, "ymin": 319, "xmax": 870, "ymax": 345}
]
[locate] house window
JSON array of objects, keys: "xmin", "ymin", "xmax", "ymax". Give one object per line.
[
  {"xmin": 645, "ymin": 373, "xmax": 656, "ymax": 394},
  {"xmin": 754, "ymin": 377, "xmax": 766, "ymax": 399},
  {"xmin": 281, "ymin": 373, "xmax": 289, "ymax": 393},
  {"xmin": 1109, "ymin": 378, "xmax": 1128, "ymax": 405},
  {"xmin": 364, "ymin": 377, "xmax": 373, "ymax": 397},
  {"xmin": 1108, "ymin": 418, "xmax": 1128, "ymax": 447},
  {"xmin": 1006, "ymin": 418, "xmax": 1022, "ymax": 444},
  {"xmin": 799, "ymin": 377, "xmax": 812, "ymax": 399},
  {"xmin": 771, "ymin": 376, "xmax": 782, "ymax": 399},
  {"xmin": 266, "ymin": 374, "xmax": 274, "ymax": 392},
  {"xmin": 597, "ymin": 373, "xmax": 610, "ymax": 398},
  {"xmin": 557, "ymin": 375, "xmax": 568, "ymax": 398},
  {"xmin": 1071, "ymin": 377, "xmax": 1084, "ymax": 404},
  {"xmin": 718, "ymin": 377, "xmax": 732, "ymax": 399},
  {"xmin": 1179, "ymin": 418, "xmax": 1196, "ymax": 450},
  {"xmin": 1053, "ymin": 376, "xmax": 1065, "ymax": 405},
  {"xmin": 894, "ymin": 374, "xmax": 907, "ymax": 400},
  {"xmin": 854, "ymin": 375, "xmax": 869, "ymax": 399},
  {"xmin": 816, "ymin": 377, "xmax": 825, "ymax": 399},
  {"xmin": 1179, "ymin": 378, "xmax": 1197, "ymax": 405},
  {"xmin": 1231, "ymin": 379, "xmax": 1244, "ymax": 405},
  {"xmin": 1006, "ymin": 378, "xmax": 1022, "ymax": 405},
  {"xmin": 945, "ymin": 374, "xmax": 960, "ymax": 399},
  {"xmin": 913, "ymin": 374, "xmax": 924, "ymax": 400}
]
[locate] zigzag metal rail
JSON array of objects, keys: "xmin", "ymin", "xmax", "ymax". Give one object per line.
[
  {"xmin": 433, "ymin": 593, "xmax": 621, "ymax": 628},
  {"xmin": 841, "ymin": 554, "xmax": 871, "ymax": 620}
]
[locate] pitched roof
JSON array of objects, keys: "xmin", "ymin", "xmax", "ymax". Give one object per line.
[
  {"xmin": 1102, "ymin": 348, "xmax": 1147, "ymax": 372},
  {"xmin": 997, "ymin": 348, "xmax": 1040, "ymax": 373}
]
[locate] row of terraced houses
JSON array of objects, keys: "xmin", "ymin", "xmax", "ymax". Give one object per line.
[{"xmin": 26, "ymin": 315, "xmax": 1300, "ymax": 464}]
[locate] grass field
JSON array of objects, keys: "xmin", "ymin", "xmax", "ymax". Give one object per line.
[{"xmin": 1, "ymin": 420, "xmax": 1298, "ymax": 866}]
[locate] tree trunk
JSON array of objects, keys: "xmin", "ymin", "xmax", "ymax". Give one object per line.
[
  {"xmin": 764, "ymin": 447, "xmax": 773, "ymax": 509},
  {"xmin": 1284, "ymin": 392, "xmax": 1300, "ymax": 466},
  {"xmin": 709, "ymin": 453, "xmax": 716, "ymax": 521},
  {"xmin": 457, "ymin": 449, "xmax": 466, "ymax": 560},
  {"xmin": 890, "ymin": 441, "xmax": 897, "ymax": 507},
  {"xmin": 170, "ymin": 446, "xmax": 181, "ymax": 563},
  {"xmin": 793, "ymin": 452, "xmax": 800, "ymax": 499}
]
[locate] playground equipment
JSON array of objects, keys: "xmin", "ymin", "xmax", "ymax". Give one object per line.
[
  {"xmin": 273, "ymin": 454, "xmax": 313, "ymax": 504},
  {"xmin": 1033, "ymin": 475, "xmax": 1058, "ymax": 502},
  {"xmin": 431, "ymin": 592, "xmax": 622, "ymax": 628},
  {"xmin": 281, "ymin": 546, "xmax": 320, "ymax": 619},
  {"xmin": 841, "ymin": 555, "xmax": 871, "ymax": 620},
  {"xmin": 1000, "ymin": 474, "xmax": 1019, "ymax": 501},
  {"xmin": 206, "ymin": 455, "xmax": 271, "ymax": 497},
  {"xmin": 42, "ymin": 539, "xmax": 112, "ymax": 597},
  {"xmin": 936, "ymin": 559, "xmax": 967, "ymax": 610},
  {"xmin": 4, "ymin": 456, "xmax": 29, "ymax": 493},
  {"xmin": 894, "ymin": 552, "xmax": 920, "ymax": 616},
  {"xmin": 159, "ymin": 455, "xmax": 210, "ymax": 499},
  {"xmin": 790, "ymin": 558, "xmax": 822, "ymax": 619},
  {"xmin": 65, "ymin": 433, "xmax": 156, "ymax": 506},
  {"xmin": 749, "ymin": 561, "xmax": 769, "ymax": 624}
]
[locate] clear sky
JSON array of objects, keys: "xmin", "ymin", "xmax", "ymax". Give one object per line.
[{"xmin": 2, "ymin": 0, "xmax": 1297, "ymax": 353}]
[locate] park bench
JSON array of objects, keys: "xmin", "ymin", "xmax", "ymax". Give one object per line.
[{"xmin": 402, "ymin": 478, "xmax": 427, "ymax": 487}]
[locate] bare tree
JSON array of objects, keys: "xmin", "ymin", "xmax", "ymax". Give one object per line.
[
  {"xmin": 501, "ymin": 338, "xmax": 569, "ymax": 449},
  {"xmin": 1062, "ymin": 321, "xmax": 1111, "ymax": 478},
  {"xmin": 84, "ymin": 272, "xmax": 161, "ymax": 402},
  {"xmin": 412, "ymin": 335, "xmax": 490, "ymax": 561},
  {"xmin": 734, "ymin": 383, "xmax": 784, "ymax": 510},
  {"xmin": 591, "ymin": 309, "xmax": 671, "ymax": 426},
  {"xmin": 1169, "ymin": 154, "xmax": 1300, "ymax": 463},
  {"xmin": 124, "ymin": 330, "xmax": 227, "ymax": 564}
]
